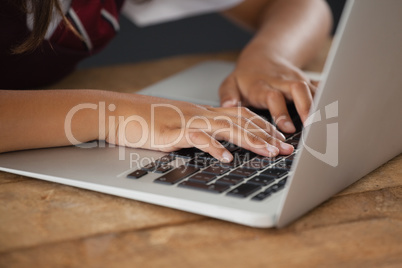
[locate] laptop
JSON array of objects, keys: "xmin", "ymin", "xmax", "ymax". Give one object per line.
[{"xmin": 1, "ymin": 0, "xmax": 401, "ymax": 228}]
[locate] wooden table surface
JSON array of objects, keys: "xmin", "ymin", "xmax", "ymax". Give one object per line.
[{"xmin": 1, "ymin": 47, "xmax": 401, "ymax": 267}]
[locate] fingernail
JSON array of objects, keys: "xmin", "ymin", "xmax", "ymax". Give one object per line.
[
  {"xmin": 275, "ymin": 131, "xmax": 286, "ymax": 141},
  {"xmin": 222, "ymin": 99, "xmax": 237, "ymax": 107},
  {"xmin": 280, "ymin": 142, "xmax": 294, "ymax": 151},
  {"xmin": 221, "ymin": 151, "xmax": 233, "ymax": 163},
  {"xmin": 266, "ymin": 145, "xmax": 279, "ymax": 156},
  {"xmin": 284, "ymin": 121, "xmax": 296, "ymax": 133}
]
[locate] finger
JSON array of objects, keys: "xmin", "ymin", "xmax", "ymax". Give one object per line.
[
  {"xmin": 261, "ymin": 79, "xmax": 314, "ymax": 129},
  {"xmin": 219, "ymin": 75, "xmax": 241, "ymax": 107},
  {"xmin": 222, "ymin": 114, "xmax": 294, "ymax": 155},
  {"xmin": 185, "ymin": 112, "xmax": 291, "ymax": 155},
  {"xmin": 309, "ymin": 80, "xmax": 319, "ymax": 97},
  {"xmin": 208, "ymin": 106, "xmax": 286, "ymax": 141},
  {"xmin": 236, "ymin": 78, "xmax": 276, "ymax": 109},
  {"xmin": 264, "ymin": 89, "xmax": 296, "ymax": 134},
  {"xmin": 311, "ymin": 80, "xmax": 320, "ymax": 87},
  {"xmin": 268, "ymin": 77, "xmax": 316, "ymax": 100},
  {"xmin": 236, "ymin": 79, "xmax": 296, "ymax": 134},
  {"xmin": 306, "ymin": 80, "xmax": 317, "ymax": 97},
  {"xmin": 290, "ymin": 81, "xmax": 313, "ymax": 123},
  {"xmin": 206, "ymin": 118, "xmax": 287, "ymax": 157},
  {"xmin": 169, "ymin": 128, "xmax": 233, "ymax": 163},
  {"xmin": 233, "ymin": 79, "xmax": 295, "ymax": 134}
]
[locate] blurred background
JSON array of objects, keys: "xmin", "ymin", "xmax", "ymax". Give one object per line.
[{"xmin": 79, "ymin": 0, "xmax": 346, "ymax": 68}]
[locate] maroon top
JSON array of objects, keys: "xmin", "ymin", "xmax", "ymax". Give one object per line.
[{"xmin": 0, "ymin": 0, "xmax": 125, "ymax": 89}]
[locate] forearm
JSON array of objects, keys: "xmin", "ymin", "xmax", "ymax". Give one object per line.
[
  {"xmin": 0, "ymin": 89, "xmax": 121, "ymax": 153},
  {"xmin": 0, "ymin": 89, "xmax": 295, "ymax": 158},
  {"xmin": 226, "ymin": 0, "xmax": 333, "ymax": 68}
]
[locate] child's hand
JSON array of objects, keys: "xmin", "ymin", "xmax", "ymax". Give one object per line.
[
  {"xmin": 219, "ymin": 0, "xmax": 331, "ymax": 134},
  {"xmin": 107, "ymin": 94, "xmax": 293, "ymax": 162},
  {"xmin": 219, "ymin": 53, "xmax": 317, "ymax": 134}
]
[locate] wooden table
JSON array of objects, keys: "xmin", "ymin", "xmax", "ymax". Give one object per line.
[{"xmin": 1, "ymin": 47, "xmax": 401, "ymax": 267}]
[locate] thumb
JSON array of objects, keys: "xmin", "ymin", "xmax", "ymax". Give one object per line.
[{"xmin": 219, "ymin": 75, "xmax": 241, "ymax": 107}]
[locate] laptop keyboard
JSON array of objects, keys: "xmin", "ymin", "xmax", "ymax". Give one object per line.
[{"xmin": 127, "ymin": 132, "xmax": 301, "ymax": 201}]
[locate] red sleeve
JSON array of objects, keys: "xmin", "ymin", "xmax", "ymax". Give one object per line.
[{"xmin": 0, "ymin": 0, "xmax": 125, "ymax": 89}]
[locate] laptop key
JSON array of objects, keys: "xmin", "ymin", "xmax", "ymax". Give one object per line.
[
  {"xmin": 233, "ymin": 149, "xmax": 257, "ymax": 161},
  {"xmin": 155, "ymin": 165, "xmax": 173, "ymax": 173},
  {"xmin": 276, "ymin": 177, "xmax": 288, "ymax": 189},
  {"xmin": 287, "ymin": 139, "xmax": 299, "ymax": 147},
  {"xmin": 267, "ymin": 184, "xmax": 281, "ymax": 193},
  {"xmin": 273, "ymin": 161, "xmax": 292, "ymax": 171},
  {"xmin": 267, "ymin": 179, "xmax": 287, "ymax": 193},
  {"xmin": 141, "ymin": 162, "xmax": 158, "ymax": 172},
  {"xmin": 254, "ymin": 155, "xmax": 283, "ymax": 164},
  {"xmin": 284, "ymin": 154, "xmax": 296, "ymax": 164},
  {"xmin": 291, "ymin": 132, "xmax": 302, "ymax": 141},
  {"xmin": 215, "ymin": 175, "xmax": 244, "ymax": 186},
  {"xmin": 229, "ymin": 167, "xmax": 257, "ymax": 178},
  {"xmin": 217, "ymin": 160, "xmax": 241, "ymax": 169},
  {"xmin": 248, "ymin": 176, "xmax": 275, "ymax": 186},
  {"xmin": 203, "ymin": 165, "xmax": 230, "ymax": 176},
  {"xmin": 179, "ymin": 181, "xmax": 230, "ymax": 194},
  {"xmin": 186, "ymin": 158, "xmax": 213, "ymax": 168},
  {"xmin": 127, "ymin": 169, "xmax": 148, "ymax": 179},
  {"xmin": 251, "ymin": 189, "xmax": 274, "ymax": 201},
  {"xmin": 188, "ymin": 172, "xmax": 217, "ymax": 183},
  {"xmin": 260, "ymin": 168, "xmax": 288, "ymax": 179},
  {"xmin": 156, "ymin": 154, "xmax": 176, "ymax": 164},
  {"xmin": 243, "ymin": 159, "xmax": 271, "ymax": 170},
  {"xmin": 197, "ymin": 152, "xmax": 216, "ymax": 160},
  {"xmin": 171, "ymin": 148, "xmax": 202, "ymax": 159},
  {"xmin": 227, "ymin": 183, "xmax": 261, "ymax": 198},
  {"xmin": 252, "ymin": 177, "xmax": 288, "ymax": 201},
  {"xmin": 154, "ymin": 165, "xmax": 200, "ymax": 185}
]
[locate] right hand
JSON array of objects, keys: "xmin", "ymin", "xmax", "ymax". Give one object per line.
[
  {"xmin": 219, "ymin": 52, "xmax": 318, "ymax": 134},
  {"xmin": 106, "ymin": 94, "xmax": 294, "ymax": 162}
]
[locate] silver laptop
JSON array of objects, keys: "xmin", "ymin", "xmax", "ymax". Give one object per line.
[{"xmin": 1, "ymin": 0, "xmax": 401, "ymax": 228}]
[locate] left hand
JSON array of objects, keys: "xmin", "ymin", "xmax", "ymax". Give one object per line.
[{"xmin": 219, "ymin": 53, "xmax": 318, "ymax": 133}]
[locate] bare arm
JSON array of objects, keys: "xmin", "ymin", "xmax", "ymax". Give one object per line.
[
  {"xmin": 0, "ymin": 90, "xmax": 294, "ymax": 158},
  {"xmin": 0, "ymin": 90, "xmax": 116, "ymax": 153},
  {"xmin": 220, "ymin": 0, "xmax": 333, "ymax": 132},
  {"xmin": 223, "ymin": 0, "xmax": 332, "ymax": 68}
]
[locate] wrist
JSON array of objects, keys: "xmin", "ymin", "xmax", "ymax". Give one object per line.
[
  {"xmin": 66, "ymin": 90, "xmax": 123, "ymax": 145},
  {"xmin": 105, "ymin": 93, "xmax": 148, "ymax": 147},
  {"xmin": 237, "ymin": 42, "xmax": 293, "ymax": 73}
]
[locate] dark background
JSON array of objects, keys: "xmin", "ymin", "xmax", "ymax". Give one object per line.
[{"xmin": 79, "ymin": 0, "xmax": 346, "ymax": 68}]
